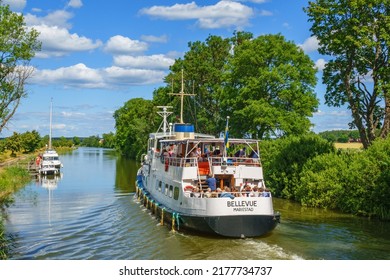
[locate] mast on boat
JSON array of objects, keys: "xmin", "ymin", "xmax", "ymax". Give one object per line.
[
  {"xmin": 49, "ymin": 98, "xmax": 53, "ymax": 150},
  {"xmin": 169, "ymin": 69, "xmax": 194, "ymax": 124}
]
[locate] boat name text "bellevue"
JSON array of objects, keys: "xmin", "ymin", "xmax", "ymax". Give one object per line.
[{"xmin": 227, "ymin": 200, "xmax": 258, "ymax": 212}]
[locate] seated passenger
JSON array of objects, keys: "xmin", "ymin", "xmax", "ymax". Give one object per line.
[{"xmin": 220, "ymin": 186, "xmax": 235, "ymax": 199}]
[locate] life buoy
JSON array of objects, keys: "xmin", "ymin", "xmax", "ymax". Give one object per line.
[{"xmin": 184, "ymin": 185, "xmax": 194, "ymax": 192}]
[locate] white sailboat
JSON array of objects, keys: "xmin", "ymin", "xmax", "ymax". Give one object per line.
[{"xmin": 39, "ymin": 99, "xmax": 62, "ymax": 175}]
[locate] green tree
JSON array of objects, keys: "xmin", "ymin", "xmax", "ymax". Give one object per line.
[
  {"xmin": 5, "ymin": 132, "xmax": 21, "ymax": 156},
  {"xmin": 102, "ymin": 132, "xmax": 115, "ymax": 148},
  {"xmin": 52, "ymin": 136, "xmax": 73, "ymax": 147},
  {"xmin": 223, "ymin": 34, "xmax": 318, "ymax": 139},
  {"xmin": 20, "ymin": 130, "xmax": 41, "ymax": 153},
  {"xmin": 80, "ymin": 135, "xmax": 100, "ymax": 147},
  {"xmin": 0, "ymin": 2, "xmax": 41, "ymax": 133},
  {"xmin": 72, "ymin": 136, "xmax": 81, "ymax": 146},
  {"xmin": 163, "ymin": 34, "xmax": 232, "ymax": 135},
  {"xmin": 305, "ymin": 0, "xmax": 390, "ymax": 148},
  {"xmin": 114, "ymin": 98, "xmax": 157, "ymax": 159}
]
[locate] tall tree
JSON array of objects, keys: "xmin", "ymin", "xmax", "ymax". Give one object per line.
[
  {"xmin": 305, "ymin": 0, "xmax": 390, "ymax": 148},
  {"xmin": 223, "ymin": 34, "xmax": 318, "ymax": 139},
  {"xmin": 0, "ymin": 2, "xmax": 41, "ymax": 134},
  {"xmin": 114, "ymin": 98, "xmax": 157, "ymax": 159},
  {"xmin": 164, "ymin": 34, "xmax": 232, "ymax": 135}
]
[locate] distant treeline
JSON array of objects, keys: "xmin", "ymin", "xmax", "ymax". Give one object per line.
[
  {"xmin": 0, "ymin": 131, "xmax": 115, "ymax": 156},
  {"xmin": 318, "ymin": 130, "xmax": 361, "ymax": 143}
]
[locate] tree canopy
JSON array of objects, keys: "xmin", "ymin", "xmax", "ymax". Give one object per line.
[
  {"xmin": 0, "ymin": 1, "xmax": 41, "ymax": 134},
  {"xmin": 158, "ymin": 32, "xmax": 318, "ymax": 139},
  {"xmin": 114, "ymin": 32, "xmax": 319, "ymax": 158},
  {"xmin": 305, "ymin": 0, "xmax": 390, "ymax": 148}
]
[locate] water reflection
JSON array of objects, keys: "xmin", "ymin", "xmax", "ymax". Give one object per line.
[{"xmin": 36, "ymin": 174, "xmax": 63, "ymax": 225}]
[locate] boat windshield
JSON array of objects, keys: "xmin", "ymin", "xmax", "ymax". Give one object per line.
[{"xmin": 43, "ymin": 156, "xmax": 59, "ymax": 160}]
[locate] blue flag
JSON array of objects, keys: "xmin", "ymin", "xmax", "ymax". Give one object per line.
[{"xmin": 224, "ymin": 116, "xmax": 230, "ymax": 149}]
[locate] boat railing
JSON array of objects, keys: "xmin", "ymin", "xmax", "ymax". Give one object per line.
[
  {"xmin": 208, "ymin": 156, "xmax": 261, "ymax": 167},
  {"xmin": 184, "ymin": 190, "xmax": 271, "ymax": 198},
  {"xmin": 158, "ymin": 154, "xmax": 261, "ymax": 170}
]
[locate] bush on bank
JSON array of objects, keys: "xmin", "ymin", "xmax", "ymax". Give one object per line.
[{"xmin": 261, "ymin": 134, "xmax": 390, "ymax": 220}]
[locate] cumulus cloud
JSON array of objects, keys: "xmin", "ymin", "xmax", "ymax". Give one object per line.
[
  {"xmin": 315, "ymin": 58, "xmax": 327, "ymax": 71},
  {"xmin": 140, "ymin": 1, "xmax": 254, "ymax": 29},
  {"xmin": 104, "ymin": 35, "xmax": 148, "ymax": 55},
  {"xmin": 30, "ymin": 63, "xmax": 166, "ymax": 88},
  {"xmin": 299, "ymin": 36, "xmax": 319, "ymax": 53},
  {"xmin": 67, "ymin": 0, "xmax": 83, "ymax": 8},
  {"xmin": 33, "ymin": 25, "xmax": 102, "ymax": 58},
  {"xmin": 25, "ymin": 10, "xmax": 74, "ymax": 29},
  {"xmin": 3, "ymin": 0, "xmax": 26, "ymax": 11},
  {"xmin": 113, "ymin": 54, "xmax": 174, "ymax": 70}
]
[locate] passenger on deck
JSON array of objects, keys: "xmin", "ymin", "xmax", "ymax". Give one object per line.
[
  {"xmin": 252, "ymin": 186, "xmax": 260, "ymax": 197},
  {"xmin": 205, "ymin": 174, "xmax": 217, "ymax": 191},
  {"xmin": 220, "ymin": 186, "xmax": 235, "ymax": 199},
  {"xmin": 242, "ymin": 184, "xmax": 252, "ymax": 197},
  {"xmin": 239, "ymin": 147, "xmax": 246, "ymax": 157},
  {"xmin": 196, "ymin": 147, "xmax": 203, "ymax": 161},
  {"xmin": 191, "ymin": 187, "xmax": 201, "ymax": 198},
  {"xmin": 204, "ymin": 188, "xmax": 212, "ymax": 198}
]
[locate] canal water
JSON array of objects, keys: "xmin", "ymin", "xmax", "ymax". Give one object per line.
[{"xmin": 4, "ymin": 147, "xmax": 390, "ymax": 260}]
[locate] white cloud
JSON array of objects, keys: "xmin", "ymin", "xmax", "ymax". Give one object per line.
[
  {"xmin": 33, "ymin": 25, "xmax": 102, "ymax": 58},
  {"xmin": 104, "ymin": 35, "xmax": 148, "ymax": 55},
  {"xmin": 113, "ymin": 54, "xmax": 174, "ymax": 70},
  {"xmin": 3, "ymin": 0, "xmax": 26, "ymax": 11},
  {"xmin": 141, "ymin": 34, "xmax": 168, "ymax": 43},
  {"xmin": 299, "ymin": 36, "xmax": 319, "ymax": 53},
  {"xmin": 315, "ymin": 58, "xmax": 327, "ymax": 71},
  {"xmin": 104, "ymin": 66, "xmax": 166, "ymax": 85},
  {"xmin": 25, "ymin": 10, "xmax": 74, "ymax": 29},
  {"xmin": 30, "ymin": 63, "xmax": 167, "ymax": 88},
  {"xmin": 67, "ymin": 0, "xmax": 83, "ymax": 8},
  {"xmin": 31, "ymin": 63, "xmax": 105, "ymax": 88},
  {"xmin": 140, "ymin": 1, "xmax": 254, "ymax": 29}
]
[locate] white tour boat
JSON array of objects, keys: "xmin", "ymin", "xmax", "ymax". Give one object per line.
[{"xmin": 135, "ymin": 77, "xmax": 280, "ymax": 238}]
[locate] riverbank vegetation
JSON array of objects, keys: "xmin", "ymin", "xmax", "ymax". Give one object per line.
[
  {"xmin": 260, "ymin": 135, "xmax": 390, "ymax": 220},
  {"xmin": 0, "ymin": 166, "xmax": 31, "ymax": 259}
]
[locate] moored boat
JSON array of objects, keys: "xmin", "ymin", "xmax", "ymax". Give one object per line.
[
  {"xmin": 135, "ymin": 76, "xmax": 280, "ymax": 238},
  {"xmin": 38, "ymin": 99, "xmax": 62, "ymax": 175}
]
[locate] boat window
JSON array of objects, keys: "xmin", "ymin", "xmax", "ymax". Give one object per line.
[
  {"xmin": 165, "ymin": 184, "xmax": 168, "ymax": 196},
  {"xmin": 158, "ymin": 181, "xmax": 162, "ymax": 191},
  {"xmin": 173, "ymin": 187, "xmax": 180, "ymax": 200},
  {"xmin": 169, "ymin": 185, "xmax": 173, "ymax": 198}
]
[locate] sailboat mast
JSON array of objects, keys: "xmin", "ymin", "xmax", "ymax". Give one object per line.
[{"xmin": 49, "ymin": 98, "xmax": 52, "ymax": 150}]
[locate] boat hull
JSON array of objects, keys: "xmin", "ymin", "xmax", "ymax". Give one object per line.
[
  {"xmin": 179, "ymin": 213, "xmax": 280, "ymax": 238},
  {"xmin": 136, "ymin": 183, "xmax": 280, "ymax": 238}
]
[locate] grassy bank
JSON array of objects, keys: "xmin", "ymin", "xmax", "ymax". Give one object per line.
[{"xmin": 0, "ymin": 164, "xmax": 33, "ymax": 260}]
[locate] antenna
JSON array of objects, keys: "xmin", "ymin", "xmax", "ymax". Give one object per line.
[
  {"xmin": 168, "ymin": 69, "xmax": 195, "ymax": 123},
  {"xmin": 156, "ymin": 106, "xmax": 173, "ymax": 135}
]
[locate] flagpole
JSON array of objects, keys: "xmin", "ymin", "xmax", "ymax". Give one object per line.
[{"xmin": 224, "ymin": 116, "xmax": 230, "ymax": 158}]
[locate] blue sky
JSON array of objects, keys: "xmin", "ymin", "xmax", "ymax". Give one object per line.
[{"xmin": 2, "ymin": 0, "xmax": 352, "ymax": 138}]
